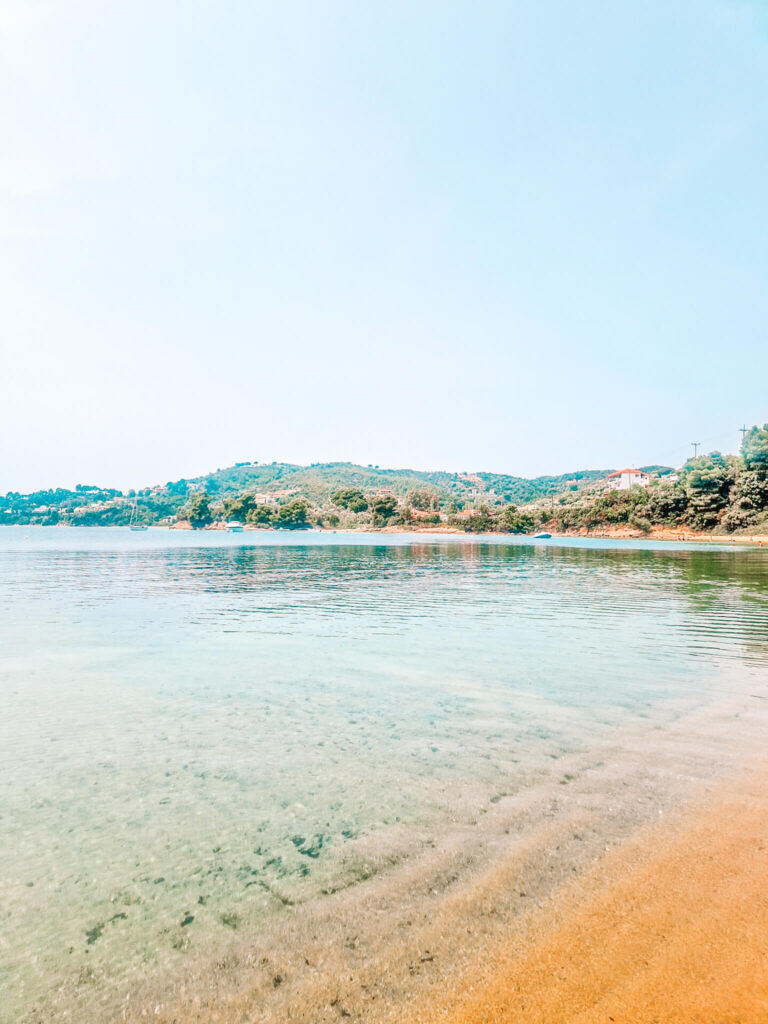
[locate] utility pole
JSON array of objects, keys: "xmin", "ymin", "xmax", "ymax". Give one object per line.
[
  {"xmin": 691, "ymin": 441, "xmax": 700, "ymax": 458},
  {"xmin": 740, "ymin": 425, "xmax": 749, "ymax": 444}
]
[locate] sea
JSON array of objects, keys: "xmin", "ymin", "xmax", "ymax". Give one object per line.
[{"xmin": 1, "ymin": 528, "xmax": 767, "ymax": 1022}]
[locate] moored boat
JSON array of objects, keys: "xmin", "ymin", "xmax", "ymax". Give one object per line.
[{"xmin": 129, "ymin": 497, "xmax": 148, "ymax": 530}]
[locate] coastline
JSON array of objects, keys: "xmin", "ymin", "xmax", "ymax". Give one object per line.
[
  {"xmin": 172, "ymin": 519, "xmax": 768, "ymax": 543},
  {"xmin": 406, "ymin": 761, "xmax": 768, "ymax": 1024},
  {"xmin": 106, "ymin": 688, "xmax": 768, "ymax": 1024},
  {"xmin": 14, "ymin": 521, "xmax": 765, "ymax": 545},
  {"xmin": 376, "ymin": 524, "xmax": 768, "ymax": 544}
]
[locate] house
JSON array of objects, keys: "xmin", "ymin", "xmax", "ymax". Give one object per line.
[
  {"xmin": 411, "ymin": 507, "xmax": 444, "ymax": 520},
  {"xmin": 606, "ymin": 468, "xmax": 650, "ymax": 491}
]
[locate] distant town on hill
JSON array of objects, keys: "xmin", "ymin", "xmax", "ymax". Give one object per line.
[{"xmin": 2, "ymin": 423, "xmax": 767, "ymax": 536}]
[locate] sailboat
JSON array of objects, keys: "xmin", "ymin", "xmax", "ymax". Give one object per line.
[{"xmin": 129, "ymin": 495, "xmax": 148, "ymax": 531}]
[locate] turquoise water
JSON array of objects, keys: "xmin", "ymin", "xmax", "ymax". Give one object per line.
[{"xmin": 1, "ymin": 528, "xmax": 767, "ymax": 1021}]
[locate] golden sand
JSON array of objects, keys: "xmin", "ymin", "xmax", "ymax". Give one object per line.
[
  {"xmin": 411, "ymin": 768, "xmax": 768, "ymax": 1024},
  {"xmin": 106, "ymin": 696, "xmax": 768, "ymax": 1024}
]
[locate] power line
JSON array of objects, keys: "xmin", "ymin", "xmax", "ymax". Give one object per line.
[{"xmin": 651, "ymin": 420, "xmax": 761, "ymax": 471}]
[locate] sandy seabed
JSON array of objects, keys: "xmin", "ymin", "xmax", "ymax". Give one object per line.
[{"xmin": 98, "ymin": 688, "xmax": 768, "ymax": 1024}]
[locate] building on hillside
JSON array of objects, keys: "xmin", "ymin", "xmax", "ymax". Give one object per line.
[
  {"xmin": 606, "ymin": 468, "xmax": 650, "ymax": 491},
  {"xmin": 410, "ymin": 508, "xmax": 444, "ymax": 520}
]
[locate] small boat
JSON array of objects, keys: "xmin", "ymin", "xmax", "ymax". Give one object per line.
[
  {"xmin": 226, "ymin": 521, "xmax": 244, "ymax": 533},
  {"xmin": 532, "ymin": 532, "xmax": 551, "ymax": 539},
  {"xmin": 129, "ymin": 497, "xmax": 148, "ymax": 531}
]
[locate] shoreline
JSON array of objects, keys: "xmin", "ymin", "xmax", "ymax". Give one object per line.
[
  {"xmin": 104, "ymin": 689, "xmax": 768, "ymax": 1024},
  {"xmin": 409, "ymin": 763, "xmax": 768, "ymax": 1023},
  {"xmin": 5, "ymin": 522, "xmax": 768, "ymax": 545}
]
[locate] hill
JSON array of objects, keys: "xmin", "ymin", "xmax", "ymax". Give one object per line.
[
  {"xmin": 0, "ymin": 461, "xmax": 607, "ymax": 527},
  {"xmin": 3, "ymin": 424, "xmax": 764, "ymax": 534},
  {"xmin": 191, "ymin": 461, "xmax": 607, "ymax": 506}
]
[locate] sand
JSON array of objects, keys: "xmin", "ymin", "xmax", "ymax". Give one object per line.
[
  {"xmin": 105, "ymin": 692, "xmax": 768, "ymax": 1024},
  {"xmin": 407, "ymin": 767, "xmax": 768, "ymax": 1024}
]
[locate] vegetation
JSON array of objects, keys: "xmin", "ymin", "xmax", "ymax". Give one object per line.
[
  {"xmin": 180, "ymin": 461, "xmax": 608, "ymax": 507},
  {"xmin": 370, "ymin": 496, "xmax": 398, "ymax": 527},
  {"xmin": 535, "ymin": 425, "xmax": 768, "ymax": 537},
  {"xmin": 405, "ymin": 489, "xmax": 440, "ymax": 511},
  {"xmin": 272, "ymin": 499, "xmax": 310, "ymax": 530},
  {"xmin": 246, "ymin": 504, "xmax": 275, "ymax": 527},
  {"xmin": 743, "ymin": 425, "xmax": 768, "ymax": 471},
  {"xmin": 2, "ymin": 426, "xmax": 767, "ymax": 535},
  {"xmin": 187, "ymin": 491, "xmax": 214, "ymax": 529},
  {"xmin": 331, "ymin": 489, "xmax": 369, "ymax": 512}
]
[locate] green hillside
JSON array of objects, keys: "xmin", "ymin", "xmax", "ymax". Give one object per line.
[
  {"xmin": 2, "ymin": 424, "xmax": 766, "ymax": 534},
  {"xmin": 0, "ymin": 460, "xmax": 607, "ymax": 527},
  {"xmin": 192, "ymin": 461, "xmax": 607, "ymax": 506}
]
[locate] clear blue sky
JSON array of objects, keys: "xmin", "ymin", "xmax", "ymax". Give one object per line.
[{"xmin": 1, "ymin": 1, "xmax": 767, "ymax": 492}]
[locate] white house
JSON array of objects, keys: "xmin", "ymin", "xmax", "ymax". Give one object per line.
[{"xmin": 606, "ymin": 468, "xmax": 650, "ymax": 491}]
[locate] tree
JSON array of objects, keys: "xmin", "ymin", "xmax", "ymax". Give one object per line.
[
  {"xmin": 394, "ymin": 504, "xmax": 414, "ymax": 525},
  {"xmin": 463, "ymin": 505, "xmax": 496, "ymax": 532},
  {"xmin": 370, "ymin": 495, "xmax": 398, "ymax": 527},
  {"xmin": 331, "ymin": 488, "xmax": 368, "ymax": 513},
  {"xmin": 186, "ymin": 491, "xmax": 213, "ymax": 529},
  {"xmin": 681, "ymin": 452, "xmax": 733, "ymax": 531},
  {"xmin": 645, "ymin": 484, "xmax": 687, "ymax": 526},
  {"xmin": 406, "ymin": 489, "xmax": 438, "ymax": 511},
  {"xmin": 273, "ymin": 499, "xmax": 310, "ymax": 529},
  {"xmin": 498, "ymin": 504, "xmax": 535, "ymax": 533},
  {"xmin": 222, "ymin": 493, "xmax": 257, "ymax": 521},
  {"xmin": 742, "ymin": 424, "xmax": 768, "ymax": 473},
  {"xmin": 246, "ymin": 504, "xmax": 274, "ymax": 527},
  {"xmin": 590, "ymin": 488, "xmax": 649, "ymax": 526},
  {"xmin": 724, "ymin": 456, "xmax": 768, "ymax": 530},
  {"xmin": 734, "ymin": 471, "xmax": 768, "ymax": 513},
  {"xmin": 721, "ymin": 502, "xmax": 758, "ymax": 532}
]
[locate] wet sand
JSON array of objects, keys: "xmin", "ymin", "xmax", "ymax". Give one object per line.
[
  {"xmin": 408, "ymin": 765, "xmax": 768, "ymax": 1024},
  {"xmin": 108, "ymin": 692, "xmax": 768, "ymax": 1024}
]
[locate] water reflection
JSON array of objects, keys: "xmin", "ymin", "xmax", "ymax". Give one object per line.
[{"xmin": 3, "ymin": 538, "xmax": 766, "ymax": 662}]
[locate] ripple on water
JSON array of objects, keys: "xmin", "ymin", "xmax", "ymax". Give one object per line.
[{"xmin": 0, "ymin": 530, "xmax": 767, "ymax": 1021}]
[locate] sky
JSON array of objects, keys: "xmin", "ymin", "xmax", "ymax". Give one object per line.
[{"xmin": 1, "ymin": 0, "xmax": 767, "ymax": 493}]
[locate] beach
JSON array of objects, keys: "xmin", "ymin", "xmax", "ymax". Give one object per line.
[
  {"xmin": 115, "ymin": 691, "xmax": 768, "ymax": 1024},
  {"xmin": 3, "ymin": 530, "xmax": 767, "ymax": 1024},
  {"xmin": 410, "ymin": 761, "xmax": 768, "ymax": 1024}
]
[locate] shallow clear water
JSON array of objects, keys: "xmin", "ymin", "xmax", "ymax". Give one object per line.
[{"xmin": 1, "ymin": 528, "xmax": 767, "ymax": 1021}]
